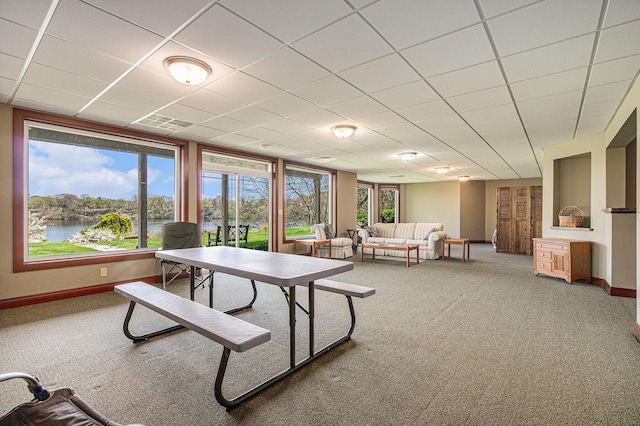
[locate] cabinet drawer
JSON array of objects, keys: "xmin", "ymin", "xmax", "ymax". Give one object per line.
[
  {"xmin": 536, "ymin": 260, "xmax": 552, "ymax": 272},
  {"xmin": 534, "ymin": 242, "xmax": 568, "ymax": 252}
]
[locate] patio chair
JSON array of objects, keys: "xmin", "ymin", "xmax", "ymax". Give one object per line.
[
  {"xmin": 205, "ymin": 224, "xmax": 249, "ymax": 246},
  {"xmin": 160, "ymin": 222, "xmax": 204, "ymax": 289}
]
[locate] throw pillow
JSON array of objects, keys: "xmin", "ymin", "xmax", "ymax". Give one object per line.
[
  {"xmin": 423, "ymin": 228, "xmax": 436, "ymax": 240},
  {"xmin": 364, "ymin": 225, "xmax": 380, "ymax": 237},
  {"xmin": 324, "ymin": 224, "xmax": 334, "ymax": 239}
]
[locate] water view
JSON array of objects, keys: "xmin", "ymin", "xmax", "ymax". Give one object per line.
[{"xmin": 43, "ymin": 220, "xmax": 263, "ymax": 242}]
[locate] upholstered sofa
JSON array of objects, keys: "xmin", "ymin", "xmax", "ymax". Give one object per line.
[
  {"xmin": 358, "ymin": 222, "xmax": 447, "ymax": 260},
  {"xmin": 310, "ymin": 224, "xmax": 354, "ymax": 259}
]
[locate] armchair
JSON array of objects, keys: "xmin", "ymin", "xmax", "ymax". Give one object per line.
[{"xmin": 310, "ymin": 224, "xmax": 354, "ymax": 259}]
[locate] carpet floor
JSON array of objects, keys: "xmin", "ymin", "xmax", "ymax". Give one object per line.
[{"xmin": 1, "ymin": 244, "xmax": 639, "ymax": 425}]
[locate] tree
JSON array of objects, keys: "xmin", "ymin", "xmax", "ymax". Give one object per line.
[{"xmin": 92, "ymin": 213, "xmax": 133, "ymax": 238}]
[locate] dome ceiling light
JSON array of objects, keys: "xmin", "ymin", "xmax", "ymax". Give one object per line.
[
  {"xmin": 164, "ymin": 56, "xmax": 212, "ymax": 85},
  {"xmin": 330, "ymin": 124, "xmax": 357, "ymax": 138},
  {"xmin": 398, "ymin": 152, "xmax": 417, "ymax": 161}
]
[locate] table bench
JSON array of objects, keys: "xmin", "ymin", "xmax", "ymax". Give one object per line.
[{"xmin": 114, "ymin": 282, "xmax": 271, "ymax": 409}]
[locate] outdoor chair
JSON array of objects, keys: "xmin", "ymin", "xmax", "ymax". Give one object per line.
[
  {"xmin": 160, "ymin": 222, "xmax": 205, "ymax": 289},
  {"xmin": 205, "ymin": 224, "xmax": 249, "ymax": 246}
]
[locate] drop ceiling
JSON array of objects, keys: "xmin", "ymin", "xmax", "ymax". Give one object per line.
[{"xmin": 1, "ymin": 0, "xmax": 639, "ymax": 183}]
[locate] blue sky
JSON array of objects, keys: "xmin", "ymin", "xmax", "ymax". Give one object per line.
[{"xmin": 29, "ymin": 140, "xmax": 176, "ymax": 198}]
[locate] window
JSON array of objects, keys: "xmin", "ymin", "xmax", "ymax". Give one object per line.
[
  {"xmin": 284, "ymin": 164, "xmax": 333, "ymax": 238},
  {"xmin": 379, "ymin": 185, "xmax": 399, "ymax": 223},
  {"xmin": 201, "ymin": 151, "xmax": 272, "ymax": 251},
  {"xmin": 357, "ymin": 182, "xmax": 373, "ymax": 226},
  {"xmin": 14, "ymin": 110, "xmax": 185, "ymax": 271}
]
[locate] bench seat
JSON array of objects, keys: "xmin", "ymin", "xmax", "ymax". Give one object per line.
[
  {"xmin": 114, "ymin": 282, "xmax": 270, "ymax": 352},
  {"xmin": 301, "ymin": 279, "xmax": 375, "ymax": 298}
]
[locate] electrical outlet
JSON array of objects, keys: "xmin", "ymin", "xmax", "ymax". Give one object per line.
[{"xmin": 100, "ymin": 267, "xmax": 107, "ymax": 277}]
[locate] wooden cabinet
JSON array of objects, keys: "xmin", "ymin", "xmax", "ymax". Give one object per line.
[
  {"xmin": 496, "ymin": 186, "xmax": 542, "ymax": 255},
  {"xmin": 533, "ymin": 238, "xmax": 591, "ymax": 283}
]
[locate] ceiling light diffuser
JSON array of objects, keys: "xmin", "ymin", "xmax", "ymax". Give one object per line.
[
  {"xmin": 435, "ymin": 166, "xmax": 449, "ymax": 174},
  {"xmin": 164, "ymin": 56, "xmax": 212, "ymax": 85},
  {"xmin": 398, "ymin": 152, "xmax": 417, "ymax": 161},
  {"xmin": 331, "ymin": 124, "xmax": 357, "ymax": 138},
  {"xmin": 458, "ymin": 175, "xmax": 470, "ymax": 181}
]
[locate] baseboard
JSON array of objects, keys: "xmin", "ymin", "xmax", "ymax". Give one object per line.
[
  {"xmin": 0, "ymin": 275, "xmax": 162, "ymax": 310},
  {"xmin": 593, "ymin": 277, "xmax": 637, "ymax": 298}
]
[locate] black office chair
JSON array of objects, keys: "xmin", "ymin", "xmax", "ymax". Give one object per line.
[{"xmin": 160, "ymin": 222, "xmax": 202, "ymax": 289}]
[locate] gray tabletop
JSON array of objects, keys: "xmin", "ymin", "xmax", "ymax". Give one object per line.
[{"xmin": 155, "ymin": 246, "xmax": 353, "ymax": 287}]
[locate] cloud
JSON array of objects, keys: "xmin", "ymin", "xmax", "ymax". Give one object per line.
[{"xmin": 29, "ymin": 141, "xmax": 138, "ymax": 198}]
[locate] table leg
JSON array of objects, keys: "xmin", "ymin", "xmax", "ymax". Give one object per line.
[
  {"xmin": 361, "ymin": 248, "xmax": 364, "ymax": 262},
  {"xmin": 309, "ymin": 281, "xmax": 314, "ymax": 357},
  {"xmin": 289, "ymin": 286, "xmax": 296, "ymax": 369},
  {"xmin": 467, "ymin": 241, "xmax": 470, "ymax": 260},
  {"xmin": 189, "ymin": 266, "xmax": 196, "ymax": 301},
  {"xmin": 406, "ymin": 249, "xmax": 410, "ymax": 267},
  {"xmin": 462, "ymin": 243, "xmax": 465, "ymax": 262},
  {"xmin": 416, "ymin": 247, "xmax": 419, "ymax": 265}
]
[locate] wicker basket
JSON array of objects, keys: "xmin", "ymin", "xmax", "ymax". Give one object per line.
[{"xmin": 558, "ymin": 206, "xmax": 584, "ymax": 227}]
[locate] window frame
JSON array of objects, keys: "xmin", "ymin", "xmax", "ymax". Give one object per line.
[
  {"xmin": 13, "ymin": 108, "xmax": 189, "ymax": 272},
  {"xmin": 357, "ymin": 181, "xmax": 374, "ymax": 226},
  {"xmin": 378, "ymin": 184, "xmax": 400, "ymax": 224},
  {"xmin": 282, "ymin": 161, "xmax": 336, "ymax": 242}
]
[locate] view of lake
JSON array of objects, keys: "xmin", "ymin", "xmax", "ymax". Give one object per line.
[{"xmin": 44, "ymin": 220, "xmax": 227, "ymax": 242}]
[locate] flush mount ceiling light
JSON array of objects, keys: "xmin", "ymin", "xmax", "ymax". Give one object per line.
[
  {"xmin": 398, "ymin": 152, "xmax": 417, "ymax": 161},
  {"xmin": 164, "ymin": 56, "xmax": 212, "ymax": 85},
  {"xmin": 435, "ymin": 166, "xmax": 450, "ymax": 174},
  {"xmin": 458, "ymin": 175, "xmax": 470, "ymax": 181},
  {"xmin": 330, "ymin": 124, "xmax": 357, "ymax": 138}
]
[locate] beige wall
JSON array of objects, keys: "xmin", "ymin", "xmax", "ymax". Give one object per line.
[
  {"xmin": 404, "ymin": 181, "xmax": 461, "ymax": 237},
  {"xmin": 460, "ymin": 180, "xmax": 486, "ymax": 241},
  {"xmin": 336, "ymin": 170, "xmax": 357, "ymax": 238}
]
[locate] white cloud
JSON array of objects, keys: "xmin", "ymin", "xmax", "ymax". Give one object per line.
[{"xmin": 29, "ymin": 141, "xmax": 138, "ymax": 198}]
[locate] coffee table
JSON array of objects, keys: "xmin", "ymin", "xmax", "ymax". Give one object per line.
[
  {"xmin": 361, "ymin": 243, "xmax": 419, "ymax": 267},
  {"xmin": 294, "ymin": 238, "xmax": 331, "ymax": 258}
]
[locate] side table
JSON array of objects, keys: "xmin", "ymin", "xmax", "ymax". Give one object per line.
[
  {"xmin": 442, "ymin": 238, "xmax": 470, "ymax": 262},
  {"xmin": 346, "ymin": 228, "xmax": 361, "ymax": 253},
  {"xmin": 293, "ymin": 239, "xmax": 331, "ymax": 258}
]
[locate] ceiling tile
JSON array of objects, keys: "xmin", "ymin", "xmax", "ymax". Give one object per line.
[
  {"xmin": 177, "ymin": 89, "xmax": 245, "ymax": 116},
  {"xmin": 461, "ymin": 103, "xmax": 518, "ymax": 125},
  {"xmin": 361, "ymin": 0, "xmax": 481, "ymax": 50},
  {"xmin": 370, "ymin": 80, "xmax": 440, "ymax": 109},
  {"xmin": 14, "ymin": 83, "xmax": 90, "ymax": 112},
  {"xmin": 604, "ymin": 0, "xmax": 640, "ymax": 27},
  {"xmin": 174, "ymin": 4, "xmax": 282, "ymax": 69},
  {"xmin": 292, "ymin": 14, "xmax": 393, "ymax": 72},
  {"xmin": 581, "ymin": 100, "xmax": 619, "ymax": 118},
  {"xmin": 396, "ymin": 99, "xmax": 456, "ymax": 122},
  {"xmin": 428, "ymin": 60, "xmax": 505, "ymax": 97},
  {"xmin": 488, "ymin": 0, "xmax": 602, "ymax": 56},
  {"xmin": 200, "ymin": 116, "xmax": 252, "ymax": 133},
  {"xmin": 516, "ymin": 90, "xmax": 583, "ymax": 116},
  {"xmin": 0, "ymin": 53, "xmax": 25, "ymax": 80},
  {"xmin": 117, "ymin": 67, "xmax": 196, "ymax": 101},
  {"xmin": 0, "ymin": 19, "xmax": 38, "ymax": 59},
  {"xmin": 83, "ymin": 0, "xmax": 212, "ymax": 37},
  {"xmin": 221, "ymin": 0, "xmax": 353, "ymax": 43},
  {"xmin": 289, "ymin": 107, "xmax": 345, "ymax": 128},
  {"xmin": 328, "ymin": 96, "xmax": 388, "ymax": 119},
  {"xmin": 510, "ymin": 67, "xmax": 588, "ymax": 101},
  {"xmin": 254, "ymin": 93, "xmax": 318, "ymax": 118},
  {"xmin": 479, "ymin": 0, "xmax": 541, "ymax": 19},
  {"xmin": 590, "ymin": 54, "xmax": 640, "ymax": 87},
  {"xmin": 22, "ymin": 62, "xmax": 108, "ymax": 98},
  {"xmin": 584, "ymin": 80, "xmax": 632, "ymax": 104},
  {"xmin": 155, "ymin": 103, "xmax": 216, "ymax": 124},
  {"xmin": 338, "ymin": 53, "xmax": 420, "ymax": 93},
  {"xmin": 595, "ymin": 19, "xmax": 640, "ymax": 63},
  {"xmin": 291, "ymin": 75, "xmax": 362, "ymax": 107},
  {"xmin": 32, "ymin": 35, "xmax": 132, "ymax": 83},
  {"xmin": 402, "ymin": 24, "xmax": 495, "ymax": 78},
  {"xmin": 244, "ymin": 47, "xmax": 330, "ymax": 90},
  {"xmin": 447, "ymin": 85, "xmax": 513, "ymax": 112},
  {"xmin": 207, "ymin": 72, "xmax": 282, "ymax": 104},
  {"xmin": 46, "ymin": 0, "xmax": 164, "ymax": 63},
  {"xmin": 357, "ymin": 110, "xmax": 408, "ymax": 129},
  {"xmin": 0, "ymin": 0, "xmax": 52, "ymax": 29},
  {"xmin": 261, "ymin": 119, "xmax": 313, "ymax": 135},
  {"xmin": 225, "ymin": 106, "xmax": 283, "ymax": 126},
  {"xmin": 501, "ymin": 34, "xmax": 595, "ymax": 83},
  {"xmin": 79, "ymin": 101, "xmax": 147, "ymax": 126}
]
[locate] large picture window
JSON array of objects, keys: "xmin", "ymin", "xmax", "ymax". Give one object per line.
[
  {"xmin": 357, "ymin": 182, "xmax": 373, "ymax": 226},
  {"xmin": 14, "ymin": 110, "xmax": 185, "ymax": 270},
  {"xmin": 284, "ymin": 164, "xmax": 333, "ymax": 238}
]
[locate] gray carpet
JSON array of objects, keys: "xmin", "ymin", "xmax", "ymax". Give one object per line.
[{"xmin": 1, "ymin": 244, "xmax": 639, "ymax": 425}]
